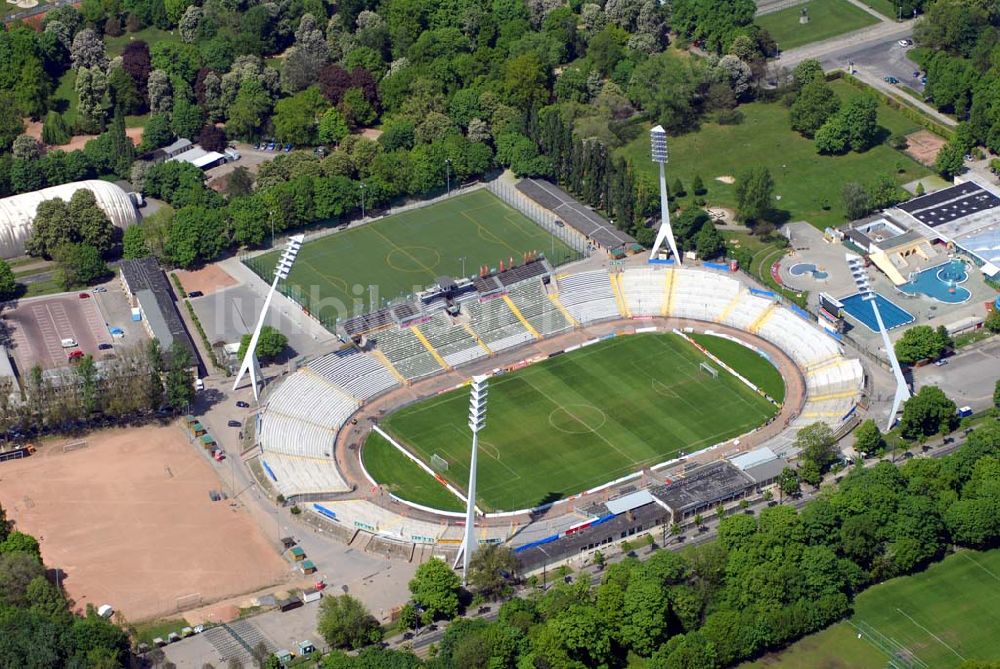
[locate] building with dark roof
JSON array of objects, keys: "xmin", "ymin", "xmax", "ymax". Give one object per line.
[
  {"xmin": 650, "ymin": 461, "xmax": 755, "ymax": 522},
  {"xmin": 516, "ymin": 179, "xmax": 636, "ymax": 253},
  {"xmin": 119, "ymin": 257, "xmax": 200, "ymax": 371}
]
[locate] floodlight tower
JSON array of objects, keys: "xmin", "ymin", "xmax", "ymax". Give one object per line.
[
  {"xmin": 846, "ymin": 253, "xmax": 910, "ymax": 430},
  {"xmin": 649, "ymin": 125, "xmax": 682, "ymax": 264},
  {"xmin": 456, "ymin": 374, "xmax": 488, "ymax": 584},
  {"xmin": 233, "ymin": 234, "xmax": 305, "ymax": 402}
]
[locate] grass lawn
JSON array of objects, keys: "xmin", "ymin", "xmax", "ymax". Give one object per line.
[
  {"xmin": 689, "ymin": 333, "xmax": 785, "ymax": 402},
  {"xmin": 247, "ymin": 190, "xmax": 577, "ymax": 325},
  {"xmin": 133, "ymin": 618, "xmax": 189, "ymax": 646},
  {"xmin": 619, "ymin": 78, "xmax": 931, "ymax": 230},
  {"xmin": 361, "ymin": 433, "xmax": 465, "ymax": 513},
  {"xmin": 104, "ymin": 28, "xmax": 181, "ymax": 57},
  {"xmin": 741, "ymin": 548, "xmax": 1000, "ymax": 668},
  {"xmin": 53, "ymin": 70, "xmax": 79, "ymax": 129},
  {"xmin": 756, "ymin": 0, "xmax": 879, "ymax": 50},
  {"xmin": 374, "ymin": 333, "xmax": 777, "ymax": 511},
  {"xmin": 860, "ymin": 0, "xmax": 902, "ymax": 19}
]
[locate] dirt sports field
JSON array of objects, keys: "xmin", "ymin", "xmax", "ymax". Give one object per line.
[
  {"xmin": 174, "ymin": 265, "xmax": 238, "ymax": 297},
  {"xmin": 904, "ymin": 130, "xmax": 946, "ymax": 166},
  {"xmin": 0, "ymin": 424, "xmax": 288, "ymax": 621}
]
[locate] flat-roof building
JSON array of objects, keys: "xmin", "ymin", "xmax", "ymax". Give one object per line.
[{"xmin": 650, "ymin": 461, "xmax": 755, "ymax": 522}]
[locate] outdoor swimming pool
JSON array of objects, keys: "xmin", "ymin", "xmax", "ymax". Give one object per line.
[
  {"xmin": 898, "ymin": 259, "xmax": 971, "ymax": 304},
  {"xmin": 789, "ymin": 263, "xmax": 829, "ymax": 280},
  {"xmin": 840, "ymin": 292, "xmax": 915, "ymax": 332}
]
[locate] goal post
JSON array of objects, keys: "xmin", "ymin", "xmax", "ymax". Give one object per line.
[
  {"xmin": 431, "ymin": 454, "xmax": 449, "ymax": 472},
  {"xmin": 699, "ymin": 362, "xmax": 719, "ymax": 378}
]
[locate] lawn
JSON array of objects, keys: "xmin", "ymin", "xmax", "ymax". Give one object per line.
[
  {"xmin": 741, "ymin": 548, "xmax": 1000, "ymax": 668},
  {"xmin": 362, "ymin": 433, "xmax": 465, "ymax": 513},
  {"xmin": 689, "ymin": 333, "xmax": 785, "ymax": 402},
  {"xmin": 247, "ymin": 190, "xmax": 577, "ymax": 325},
  {"xmin": 104, "ymin": 28, "xmax": 181, "ymax": 57},
  {"xmin": 372, "ymin": 333, "xmax": 778, "ymax": 511},
  {"xmin": 860, "ymin": 0, "xmax": 903, "ymax": 19},
  {"xmin": 756, "ymin": 0, "xmax": 879, "ymax": 50},
  {"xmin": 620, "ymin": 78, "xmax": 931, "ymax": 230}
]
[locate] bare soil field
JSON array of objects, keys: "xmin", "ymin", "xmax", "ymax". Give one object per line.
[
  {"xmin": 0, "ymin": 424, "xmax": 289, "ymax": 621},
  {"xmin": 904, "ymin": 130, "xmax": 946, "ymax": 166},
  {"xmin": 174, "ymin": 265, "xmax": 238, "ymax": 297}
]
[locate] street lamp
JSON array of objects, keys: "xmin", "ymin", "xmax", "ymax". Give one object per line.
[
  {"xmin": 846, "ymin": 253, "xmax": 910, "ymax": 430},
  {"xmin": 360, "ymin": 182, "xmax": 366, "ymax": 218},
  {"xmin": 457, "ymin": 374, "xmax": 488, "ymax": 585},
  {"xmin": 445, "ymin": 159, "xmax": 452, "ymax": 196},
  {"xmin": 648, "ymin": 125, "xmax": 681, "ymax": 264},
  {"xmin": 233, "ymin": 234, "xmax": 304, "ymax": 401},
  {"xmin": 459, "ymin": 255, "xmax": 467, "ymax": 278}
]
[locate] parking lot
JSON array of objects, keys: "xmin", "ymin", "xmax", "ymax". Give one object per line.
[
  {"xmin": 848, "ymin": 38, "xmax": 926, "ymax": 94},
  {"xmin": 3, "ymin": 292, "xmax": 114, "ymax": 370}
]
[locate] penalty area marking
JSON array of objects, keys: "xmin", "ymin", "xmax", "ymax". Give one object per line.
[{"xmin": 895, "ymin": 608, "xmax": 966, "ymax": 662}]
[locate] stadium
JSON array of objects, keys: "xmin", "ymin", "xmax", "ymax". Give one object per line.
[{"xmin": 247, "ymin": 186, "xmax": 866, "ymax": 556}]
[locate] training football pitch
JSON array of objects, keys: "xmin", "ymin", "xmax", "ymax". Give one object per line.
[
  {"xmin": 246, "ymin": 190, "xmax": 577, "ymax": 325},
  {"xmin": 741, "ymin": 548, "xmax": 1000, "ymax": 669},
  {"xmin": 366, "ymin": 333, "xmax": 779, "ymax": 511}
]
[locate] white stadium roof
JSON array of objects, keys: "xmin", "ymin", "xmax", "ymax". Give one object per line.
[{"xmin": 0, "ymin": 180, "xmax": 139, "ymax": 258}]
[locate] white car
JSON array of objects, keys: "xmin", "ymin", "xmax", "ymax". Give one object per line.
[{"xmin": 898, "ymin": 39, "xmax": 912, "ymax": 47}]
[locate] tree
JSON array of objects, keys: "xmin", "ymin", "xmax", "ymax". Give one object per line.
[
  {"xmin": 146, "ymin": 339, "xmax": 164, "ymax": 410},
  {"xmin": 900, "ymin": 385, "xmax": 958, "ymax": 440},
  {"xmin": 777, "ymin": 467, "xmax": 799, "ymax": 500},
  {"xmin": 735, "ymin": 165, "xmax": 774, "ymax": 224},
  {"xmin": 338, "ymin": 87, "xmax": 376, "ymax": 130},
  {"xmin": 318, "ymin": 108, "xmax": 350, "ymax": 145},
  {"xmin": 792, "ymin": 59, "xmax": 824, "ymax": 88},
  {"xmin": 853, "ymin": 418, "xmax": 883, "ymax": 457},
  {"xmin": 164, "ymin": 341, "xmax": 195, "ymax": 412},
  {"xmin": 228, "ymin": 167, "xmax": 254, "ymax": 198},
  {"xmin": 273, "ymin": 87, "xmax": 328, "ymax": 145},
  {"xmin": 122, "ymin": 225, "xmax": 150, "ymax": 259},
  {"xmin": 985, "ymin": 310, "xmax": 1000, "ymax": 334},
  {"xmin": 171, "ymin": 98, "xmax": 204, "ymax": 140},
  {"xmin": 70, "ymin": 189, "xmax": 116, "ymax": 254},
  {"xmin": 75, "ymin": 67, "xmax": 110, "ymax": 132},
  {"xmin": 895, "ymin": 325, "xmax": 950, "ymax": 364},
  {"xmin": 842, "ymin": 182, "xmax": 870, "ymax": 220},
  {"xmin": 0, "ymin": 259, "xmax": 16, "ymax": 299},
  {"xmin": 671, "ymin": 177, "xmax": 685, "ymax": 197},
  {"xmin": 694, "ymin": 223, "xmax": 725, "ymax": 259},
  {"xmin": 53, "ymin": 243, "xmax": 108, "ymax": 290},
  {"xmin": 42, "ymin": 111, "xmax": 71, "ymax": 146},
  {"xmin": 198, "ymin": 125, "xmax": 227, "ymax": 153},
  {"xmin": 935, "ymin": 140, "xmax": 966, "ymax": 178},
  {"xmin": 0, "ymin": 92, "xmax": 24, "ymax": 153},
  {"xmin": 468, "ymin": 544, "xmax": 518, "ymax": 600},
  {"xmin": 70, "ymin": 28, "xmax": 107, "ymax": 71},
  {"xmin": 237, "ymin": 326, "xmax": 288, "ymax": 362},
  {"xmin": 692, "ymin": 174, "xmax": 706, "ymax": 195},
  {"xmin": 796, "ymin": 422, "xmax": 837, "ymax": 484},
  {"xmin": 140, "ymin": 113, "xmax": 174, "ymax": 151},
  {"xmin": 317, "ymin": 594, "xmax": 382, "ymax": 650},
  {"xmin": 790, "ymin": 80, "xmax": 840, "ymax": 137},
  {"xmin": 147, "ymin": 69, "xmax": 173, "ymax": 115},
  {"xmin": 164, "ymin": 206, "xmax": 228, "ymax": 268},
  {"xmin": 994, "ymin": 379, "xmax": 1000, "ymax": 411},
  {"xmin": 409, "ymin": 558, "xmax": 461, "ymax": 622}
]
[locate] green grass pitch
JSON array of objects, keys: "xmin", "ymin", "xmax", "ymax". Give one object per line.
[
  {"xmin": 248, "ymin": 190, "xmax": 577, "ymax": 324},
  {"xmin": 755, "ymin": 0, "xmax": 879, "ymax": 50},
  {"xmin": 741, "ymin": 548, "xmax": 1000, "ymax": 668},
  {"xmin": 366, "ymin": 333, "xmax": 780, "ymax": 512},
  {"xmin": 689, "ymin": 333, "xmax": 785, "ymax": 402},
  {"xmin": 362, "ymin": 433, "xmax": 465, "ymax": 513}
]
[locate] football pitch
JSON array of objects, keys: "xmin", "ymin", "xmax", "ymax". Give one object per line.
[
  {"xmin": 366, "ymin": 333, "xmax": 779, "ymax": 511},
  {"xmin": 245, "ymin": 190, "xmax": 577, "ymax": 325},
  {"xmin": 741, "ymin": 548, "xmax": 1000, "ymax": 669}
]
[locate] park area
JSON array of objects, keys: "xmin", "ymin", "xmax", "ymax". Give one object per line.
[
  {"xmin": 620, "ymin": 78, "xmax": 932, "ymax": 230},
  {"xmin": 365, "ymin": 333, "xmax": 780, "ymax": 512},
  {"xmin": 742, "ymin": 548, "xmax": 1000, "ymax": 668},
  {"xmin": 756, "ymin": 0, "xmax": 879, "ymax": 50},
  {"xmin": 245, "ymin": 189, "xmax": 577, "ymax": 325},
  {"xmin": 0, "ymin": 425, "xmax": 288, "ymax": 621}
]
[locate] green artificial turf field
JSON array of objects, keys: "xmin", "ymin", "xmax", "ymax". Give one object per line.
[
  {"xmin": 247, "ymin": 190, "xmax": 577, "ymax": 325},
  {"xmin": 619, "ymin": 78, "xmax": 931, "ymax": 229},
  {"xmin": 362, "ymin": 433, "xmax": 465, "ymax": 513},
  {"xmin": 368, "ymin": 332, "xmax": 778, "ymax": 511},
  {"xmin": 689, "ymin": 333, "xmax": 785, "ymax": 402},
  {"xmin": 741, "ymin": 548, "xmax": 1000, "ymax": 668},
  {"xmin": 755, "ymin": 0, "xmax": 879, "ymax": 51}
]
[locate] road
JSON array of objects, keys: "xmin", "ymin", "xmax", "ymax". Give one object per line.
[{"xmin": 912, "ymin": 337, "xmax": 1000, "ymax": 410}]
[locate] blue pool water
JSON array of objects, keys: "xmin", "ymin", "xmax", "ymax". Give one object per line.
[
  {"xmin": 789, "ymin": 263, "xmax": 829, "ymax": 280},
  {"xmin": 898, "ymin": 259, "xmax": 971, "ymax": 304},
  {"xmin": 840, "ymin": 292, "xmax": 915, "ymax": 332}
]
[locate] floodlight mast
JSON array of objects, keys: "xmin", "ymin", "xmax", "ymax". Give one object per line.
[
  {"xmin": 233, "ymin": 234, "xmax": 305, "ymax": 402},
  {"xmin": 846, "ymin": 253, "xmax": 910, "ymax": 430},
  {"xmin": 456, "ymin": 375, "xmax": 488, "ymax": 584},
  {"xmin": 649, "ymin": 125, "xmax": 682, "ymax": 264}
]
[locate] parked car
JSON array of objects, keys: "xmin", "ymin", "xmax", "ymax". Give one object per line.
[
  {"xmin": 898, "ymin": 39, "xmax": 912, "ymax": 47},
  {"xmin": 213, "ymin": 449, "xmax": 226, "ymax": 462},
  {"xmin": 98, "ymin": 343, "xmax": 112, "ymax": 350},
  {"xmin": 78, "ymin": 292, "xmax": 90, "ymax": 298},
  {"xmin": 92, "ymin": 286, "xmax": 107, "ymax": 293},
  {"xmin": 236, "ymin": 400, "xmax": 250, "ymax": 408},
  {"xmin": 61, "ymin": 338, "xmax": 77, "ymax": 348},
  {"xmin": 228, "ymin": 420, "xmax": 241, "ymax": 428},
  {"xmin": 933, "ymin": 359, "xmax": 948, "ymax": 366},
  {"xmin": 68, "ymin": 350, "xmax": 84, "ymax": 362},
  {"xmin": 187, "ymin": 290, "xmax": 203, "ymax": 298},
  {"xmin": 884, "ymin": 76, "xmax": 899, "ymax": 84}
]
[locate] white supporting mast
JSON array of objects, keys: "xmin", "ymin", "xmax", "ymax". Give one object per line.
[
  {"xmin": 649, "ymin": 125, "xmax": 681, "ymax": 264},
  {"xmin": 455, "ymin": 374, "xmax": 488, "ymax": 582},
  {"xmin": 846, "ymin": 253, "xmax": 910, "ymax": 430},
  {"xmin": 233, "ymin": 234, "xmax": 304, "ymax": 402}
]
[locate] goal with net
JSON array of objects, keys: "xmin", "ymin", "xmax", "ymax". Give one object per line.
[
  {"xmin": 431, "ymin": 453, "xmax": 449, "ymax": 472},
  {"xmin": 699, "ymin": 362, "xmax": 719, "ymax": 378}
]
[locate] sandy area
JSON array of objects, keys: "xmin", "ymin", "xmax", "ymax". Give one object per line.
[
  {"xmin": 0, "ymin": 424, "xmax": 289, "ymax": 622},
  {"xmin": 174, "ymin": 265, "xmax": 238, "ymax": 297},
  {"xmin": 706, "ymin": 206, "xmax": 736, "ymax": 224},
  {"xmin": 715, "ymin": 175, "xmax": 735, "ymax": 184},
  {"xmin": 23, "ymin": 119, "xmax": 143, "ymax": 153},
  {"xmin": 904, "ymin": 130, "xmax": 946, "ymax": 167}
]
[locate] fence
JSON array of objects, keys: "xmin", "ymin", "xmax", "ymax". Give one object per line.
[{"xmin": 486, "ymin": 180, "xmax": 590, "ymax": 258}]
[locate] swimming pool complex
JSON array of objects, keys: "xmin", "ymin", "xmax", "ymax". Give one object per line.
[
  {"xmin": 898, "ymin": 259, "xmax": 971, "ymax": 304},
  {"xmin": 840, "ymin": 292, "xmax": 915, "ymax": 332},
  {"xmin": 789, "ymin": 263, "xmax": 829, "ymax": 280}
]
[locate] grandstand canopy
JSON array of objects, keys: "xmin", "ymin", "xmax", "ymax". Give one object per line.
[
  {"xmin": 0, "ymin": 180, "xmax": 139, "ymax": 258},
  {"xmin": 516, "ymin": 179, "xmax": 636, "ymax": 251}
]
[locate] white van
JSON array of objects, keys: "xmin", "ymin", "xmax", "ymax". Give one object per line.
[
  {"xmin": 60, "ymin": 338, "xmax": 77, "ymax": 348},
  {"xmin": 195, "ymin": 378, "xmax": 204, "ymax": 391}
]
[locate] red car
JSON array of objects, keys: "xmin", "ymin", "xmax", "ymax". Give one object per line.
[
  {"xmin": 78, "ymin": 292, "xmax": 90, "ymax": 299},
  {"xmin": 67, "ymin": 350, "xmax": 84, "ymax": 362}
]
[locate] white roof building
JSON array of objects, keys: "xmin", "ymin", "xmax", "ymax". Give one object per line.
[{"xmin": 0, "ymin": 180, "xmax": 139, "ymax": 258}]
